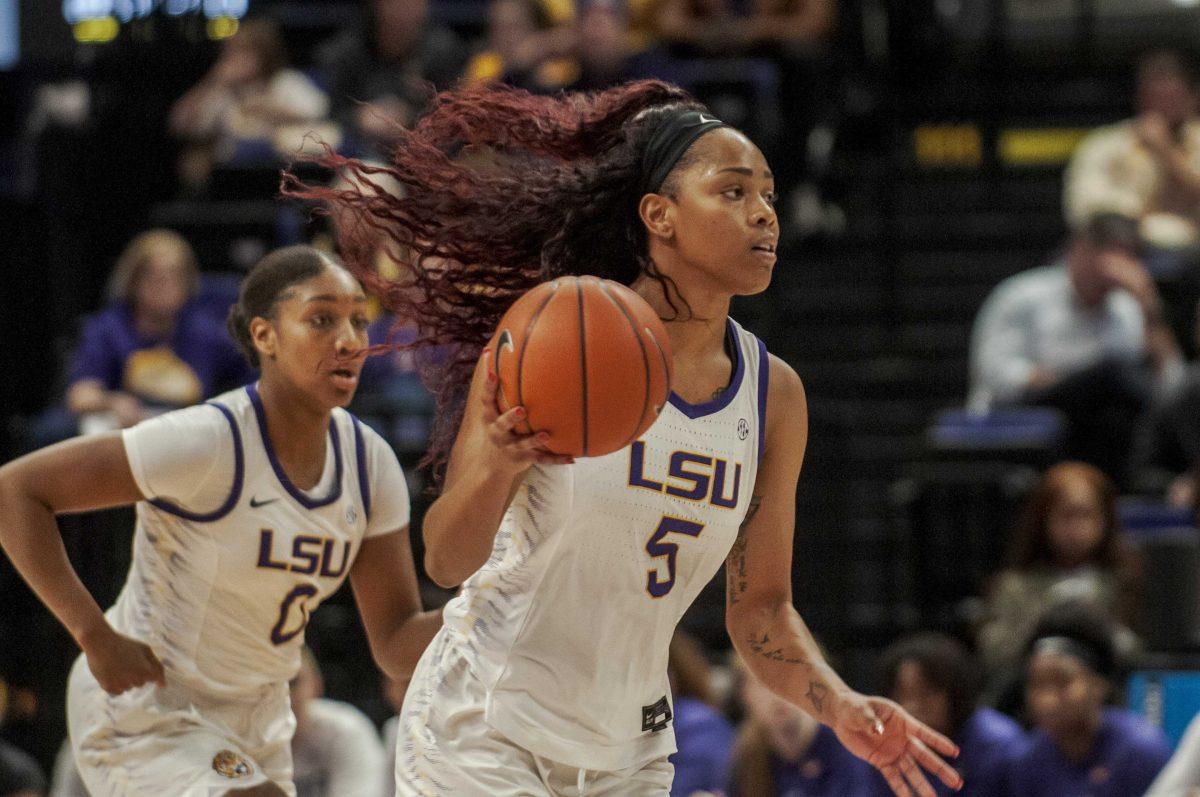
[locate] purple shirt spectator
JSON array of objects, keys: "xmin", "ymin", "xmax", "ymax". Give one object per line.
[
  {"xmin": 68, "ymin": 302, "xmax": 252, "ymax": 409},
  {"xmin": 1005, "ymin": 707, "xmax": 1171, "ymax": 796},
  {"xmin": 669, "ymin": 695, "xmax": 734, "ymax": 797},
  {"xmin": 754, "ymin": 725, "xmax": 873, "ymax": 797},
  {"xmin": 867, "ymin": 707, "xmax": 1024, "ymax": 797}
]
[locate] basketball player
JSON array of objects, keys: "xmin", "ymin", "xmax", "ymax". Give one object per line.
[
  {"xmin": 0, "ymin": 246, "xmax": 440, "ymax": 796},
  {"xmin": 296, "ymin": 82, "xmax": 962, "ymax": 796}
]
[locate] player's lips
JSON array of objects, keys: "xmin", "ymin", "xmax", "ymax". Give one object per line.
[
  {"xmin": 751, "ymin": 239, "xmax": 777, "ymax": 265},
  {"xmin": 329, "ymin": 367, "xmax": 360, "ymax": 390}
]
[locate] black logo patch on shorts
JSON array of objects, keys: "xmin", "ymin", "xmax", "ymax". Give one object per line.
[
  {"xmin": 212, "ymin": 750, "xmax": 253, "ymax": 779},
  {"xmin": 641, "ymin": 695, "xmax": 672, "ymax": 732}
]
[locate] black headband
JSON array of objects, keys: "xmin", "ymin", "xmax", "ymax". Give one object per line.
[
  {"xmin": 641, "ymin": 109, "xmax": 728, "ymax": 195},
  {"xmin": 1031, "ymin": 636, "xmax": 1102, "ymax": 674}
]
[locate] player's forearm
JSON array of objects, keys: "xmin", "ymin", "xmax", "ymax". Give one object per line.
[
  {"xmin": 728, "ymin": 599, "xmax": 851, "ymax": 724},
  {"xmin": 0, "ymin": 472, "xmax": 109, "ymax": 646},
  {"xmin": 372, "ymin": 610, "xmax": 443, "ymax": 681},
  {"xmin": 422, "ymin": 463, "xmax": 521, "ymax": 587}
]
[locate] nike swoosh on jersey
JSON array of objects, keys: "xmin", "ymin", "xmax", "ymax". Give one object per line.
[{"xmin": 249, "ymin": 496, "xmax": 279, "ymax": 508}]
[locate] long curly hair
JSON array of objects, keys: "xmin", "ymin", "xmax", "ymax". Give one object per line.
[{"xmin": 284, "ymin": 80, "xmax": 707, "ymax": 479}]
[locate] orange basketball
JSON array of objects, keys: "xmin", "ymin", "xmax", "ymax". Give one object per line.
[{"xmin": 493, "ymin": 276, "xmax": 674, "ymax": 458}]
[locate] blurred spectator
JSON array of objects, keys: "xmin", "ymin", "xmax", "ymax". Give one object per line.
[
  {"xmin": 654, "ymin": 0, "xmax": 834, "ymax": 198},
  {"xmin": 60, "ymin": 230, "xmax": 252, "ymax": 436},
  {"xmin": 977, "ymin": 463, "xmax": 1141, "ymax": 700},
  {"xmin": 48, "ymin": 741, "xmax": 85, "ymax": 797},
  {"xmin": 1065, "ymin": 50, "xmax": 1200, "ymax": 267},
  {"xmin": 656, "ymin": 0, "xmax": 833, "ymax": 57},
  {"xmin": 1005, "ymin": 604, "xmax": 1171, "ymax": 796},
  {"xmin": 1145, "ymin": 710, "xmax": 1200, "ymax": 797},
  {"xmin": 868, "ymin": 633, "xmax": 1023, "ymax": 797},
  {"xmin": 667, "ymin": 631, "xmax": 734, "ymax": 797},
  {"xmin": 1131, "ymin": 300, "xmax": 1200, "ymax": 505},
  {"xmin": 563, "ymin": 0, "xmax": 643, "ymax": 92},
  {"xmin": 0, "ymin": 742, "xmax": 45, "ymax": 797},
  {"xmin": 728, "ymin": 657, "xmax": 871, "ymax": 796},
  {"xmin": 169, "ymin": 19, "xmax": 330, "ymax": 190},
  {"xmin": 290, "ymin": 648, "xmax": 385, "ymax": 797},
  {"xmin": 968, "ymin": 212, "xmax": 1181, "ymax": 482},
  {"xmin": 317, "ymin": 0, "xmax": 468, "ymax": 158},
  {"xmin": 463, "ymin": 0, "xmax": 577, "ymax": 91}
]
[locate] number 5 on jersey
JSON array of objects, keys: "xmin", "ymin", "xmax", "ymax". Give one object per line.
[{"xmin": 645, "ymin": 516, "xmax": 705, "ymax": 598}]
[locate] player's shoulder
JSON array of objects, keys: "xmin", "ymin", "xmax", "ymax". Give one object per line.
[
  {"xmin": 145, "ymin": 399, "xmax": 238, "ymax": 437},
  {"xmin": 336, "ymin": 410, "xmax": 402, "ymax": 474},
  {"xmin": 765, "ymin": 352, "xmax": 805, "ymax": 407}
]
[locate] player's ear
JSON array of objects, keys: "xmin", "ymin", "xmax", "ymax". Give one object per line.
[
  {"xmin": 639, "ymin": 193, "xmax": 675, "ymax": 242},
  {"xmin": 249, "ymin": 316, "xmax": 277, "ymax": 361}
]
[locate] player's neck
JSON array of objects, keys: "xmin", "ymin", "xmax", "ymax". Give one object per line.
[
  {"xmin": 630, "ymin": 273, "xmax": 730, "ymax": 361},
  {"xmin": 255, "ymin": 377, "xmax": 331, "ymax": 489}
]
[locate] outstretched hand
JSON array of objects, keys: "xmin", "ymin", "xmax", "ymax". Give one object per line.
[{"xmin": 833, "ymin": 694, "xmax": 962, "ymax": 797}]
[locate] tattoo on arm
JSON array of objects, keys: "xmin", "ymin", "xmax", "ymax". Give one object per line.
[
  {"xmin": 726, "ymin": 495, "xmax": 761, "ymax": 607},
  {"xmin": 806, "ymin": 680, "xmax": 829, "ymax": 716},
  {"xmin": 746, "ymin": 631, "xmax": 807, "ymax": 666}
]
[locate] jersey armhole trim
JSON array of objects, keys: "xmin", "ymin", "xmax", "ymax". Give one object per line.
[
  {"xmin": 350, "ymin": 414, "xmax": 372, "ymax": 520},
  {"xmin": 756, "ymin": 336, "xmax": 769, "ymax": 466},
  {"xmin": 148, "ymin": 401, "xmax": 244, "ymax": 522}
]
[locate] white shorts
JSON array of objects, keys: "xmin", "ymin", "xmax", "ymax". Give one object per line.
[
  {"xmin": 395, "ymin": 631, "xmax": 673, "ymax": 797},
  {"xmin": 67, "ymin": 655, "xmax": 297, "ymax": 797}
]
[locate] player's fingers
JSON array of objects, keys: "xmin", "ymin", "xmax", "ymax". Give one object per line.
[
  {"xmin": 493, "ymin": 406, "xmax": 526, "ymax": 434},
  {"xmin": 908, "ymin": 738, "xmax": 962, "ymax": 791},
  {"xmin": 898, "ymin": 754, "xmax": 936, "ymax": 797},
  {"xmin": 516, "ymin": 431, "xmax": 551, "ymax": 452},
  {"xmin": 880, "ymin": 766, "xmax": 914, "ymax": 797},
  {"xmin": 480, "ymin": 351, "xmax": 500, "ymax": 417},
  {"xmin": 910, "ymin": 718, "xmax": 960, "ymax": 759}
]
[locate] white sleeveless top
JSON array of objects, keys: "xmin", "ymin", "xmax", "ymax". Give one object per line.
[
  {"xmin": 441, "ymin": 317, "xmax": 769, "ymax": 770},
  {"xmin": 114, "ymin": 384, "xmax": 409, "ymax": 698}
]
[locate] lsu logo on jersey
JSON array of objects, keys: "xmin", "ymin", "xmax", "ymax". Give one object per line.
[
  {"xmin": 627, "ymin": 441, "xmax": 742, "ymax": 510},
  {"xmin": 255, "ymin": 530, "xmax": 351, "ymax": 578}
]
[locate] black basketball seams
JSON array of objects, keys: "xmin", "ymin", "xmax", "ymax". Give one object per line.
[
  {"xmin": 597, "ymin": 281, "xmax": 652, "ymax": 451},
  {"xmin": 515, "ymin": 280, "xmax": 559, "ymax": 435}
]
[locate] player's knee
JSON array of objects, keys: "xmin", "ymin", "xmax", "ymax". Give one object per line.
[{"xmin": 221, "ymin": 783, "xmax": 290, "ymax": 797}]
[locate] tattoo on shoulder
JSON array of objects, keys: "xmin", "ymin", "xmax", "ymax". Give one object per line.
[{"xmin": 725, "ymin": 495, "xmax": 761, "ymax": 607}]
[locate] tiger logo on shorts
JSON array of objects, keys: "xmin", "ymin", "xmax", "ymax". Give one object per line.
[{"xmin": 212, "ymin": 750, "xmax": 253, "ymax": 779}]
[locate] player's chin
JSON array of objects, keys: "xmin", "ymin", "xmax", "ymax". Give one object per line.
[
  {"xmin": 315, "ymin": 380, "xmax": 359, "ymax": 409},
  {"xmin": 733, "ymin": 271, "xmax": 773, "ymax": 297}
]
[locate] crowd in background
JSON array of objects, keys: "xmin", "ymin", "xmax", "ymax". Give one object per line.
[{"xmin": 6, "ymin": 1, "xmax": 1200, "ymax": 795}]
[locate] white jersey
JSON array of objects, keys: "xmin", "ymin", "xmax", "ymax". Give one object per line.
[
  {"xmin": 440, "ymin": 317, "xmax": 768, "ymax": 771},
  {"xmin": 115, "ymin": 383, "xmax": 410, "ymax": 698}
]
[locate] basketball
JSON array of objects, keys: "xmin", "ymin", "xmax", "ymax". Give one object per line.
[{"xmin": 493, "ymin": 276, "xmax": 674, "ymax": 458}]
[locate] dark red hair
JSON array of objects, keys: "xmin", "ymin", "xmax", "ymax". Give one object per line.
[{"xmin": 284, "ymin": 81, "xmax": 704, "ymax": 480}]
